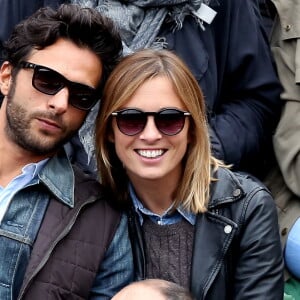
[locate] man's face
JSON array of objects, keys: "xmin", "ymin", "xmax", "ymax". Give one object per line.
[{"xmin": 0, "ymin": 38, "xmax": 102, "ymax": 156}]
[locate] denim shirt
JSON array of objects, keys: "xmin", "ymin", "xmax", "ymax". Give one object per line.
[
  {"xmin": 0, "ymin": 161, "xmax": 50, "ymax": 299},
  {"xmin": 0, "ymin": 160, "xmax": 48, "ymax": 223},
  {"xmin": 0, "ymin": 151, "xmax": 133, "ymax": 300},
  {"xmin": 129, "ymin": 184, "xmax": 196, "ymax": 226}
]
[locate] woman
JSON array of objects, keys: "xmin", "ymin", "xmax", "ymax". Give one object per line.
[
  {"xmin": 71, "ymin": 0, "xmax": 282, "ymax": 180},
  {"xmin": 95, "ymin": 49, "xmax": 283, "ymax": 299}
]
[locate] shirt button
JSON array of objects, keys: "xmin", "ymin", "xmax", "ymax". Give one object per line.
[
  {"xmin": 224, "ymin": 225, "xmax": 232, "ymax": 234},
  {"xmin": 285, "ymin": 24, "xmax": 291, "ymax": 31},
  {"xmin": 233, "ymin": 189, "xmax": 241, "ymax": 197},
  {"xmin": 281, "ymin": 228, "xmax": 288, "ymax": 236}
]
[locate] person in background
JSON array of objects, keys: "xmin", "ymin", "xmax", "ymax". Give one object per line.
[
  {"xmin": 0, "ymin": 0, "xmax": 67, "ymax": 62},
  {"xmin": 254, "ymin": 0, "xmax": 277, "ymax": 36},
  {"xmin": 0, "ymin": 4, "xmax": 133, "ymax": 299},
  {"xmin": 95, "ymin": 48, "xmax": 283, "ymax": 299},
  {"xmin": 68, "ymin": 0, "xmax": 282, "ymax": 180},
  {"xmin": 263, "ymin": 0, "xmax": 300, "ymax": 299},
  {"xmin": 112, "ymin": 279, "xmax": 194, "ymax": 300}
]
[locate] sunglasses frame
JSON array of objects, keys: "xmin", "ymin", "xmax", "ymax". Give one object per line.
[
  {"xmin": 19, "ymin": 61, "xmax": 99, "ymax": 111},
  {"xmin": 111, "ymin": 108, "xmax": 191, "ymax": 136}
]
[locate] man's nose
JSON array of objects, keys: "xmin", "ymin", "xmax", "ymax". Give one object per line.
[{"xmin": 47, "ymin": 87, "xmax": 69, "ymax": 114}]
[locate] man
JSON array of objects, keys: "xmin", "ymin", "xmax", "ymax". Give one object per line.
[
  {"xmin": 112, "ymin": 279, "xmax": 194, "ymax": 300},
  {"xmin": 0, "ymin": 4, "xmax": 133, "ymax": 299}
]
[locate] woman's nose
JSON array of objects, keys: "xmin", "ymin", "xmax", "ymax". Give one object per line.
[{"xmin": 139, "ymin": 116, "xmax": 162, "ymax": 141}]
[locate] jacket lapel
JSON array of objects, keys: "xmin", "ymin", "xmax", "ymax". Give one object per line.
[
  {"xmin": 191, "ymin": 212, "xmax": 237, "ymax": 298},
  {"xmin": 190, "ymin": 168, "xmax": 244, "ymax": 298}
]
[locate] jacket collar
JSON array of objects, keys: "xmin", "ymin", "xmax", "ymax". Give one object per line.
[
  {"xmin": 208, "ymin": 167, "xmax": 245, "ymax": 209},
  {"xmin": 38, "ymin": 149, "xmax": 74, "ymax": 208}
]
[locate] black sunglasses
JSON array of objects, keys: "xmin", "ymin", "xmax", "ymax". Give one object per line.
[
  {"xmin": 111, "ymin": 108, "xmax": 191, "ymax": 136},
  {"xmin": 19, "ymin": 61, "xmax": 99, "ymax": 111}
]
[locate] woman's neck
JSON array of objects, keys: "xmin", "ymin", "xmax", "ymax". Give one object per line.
[{"xmin": 130, "ymin": 177, "xmax": 178, "ymax": 215}]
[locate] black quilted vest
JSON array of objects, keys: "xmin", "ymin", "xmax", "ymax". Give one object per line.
[{"xmin": 18, "ymin": 167, "xmax": 120, "ymax": 299}]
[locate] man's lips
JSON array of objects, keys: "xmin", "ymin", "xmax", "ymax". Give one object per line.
[{"xmin": 37, "ymin": 117, "xmax": 62, "ymax": 130}]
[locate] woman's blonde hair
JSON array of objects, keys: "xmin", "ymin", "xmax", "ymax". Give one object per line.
[{"xmin": 95, "ymin": 49, "xmax": 224, "ymax": 213}]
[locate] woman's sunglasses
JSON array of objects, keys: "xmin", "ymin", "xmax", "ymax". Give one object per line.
[
  {"xmin": 111, "ymin": 108, "xmax": 191, "ymax": 136},
  {"xmin": 19, "ymin": 61, "xmax": 99, "ymax": 111}
]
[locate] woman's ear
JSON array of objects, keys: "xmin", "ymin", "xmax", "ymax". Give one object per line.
[
  {"xmin": 0, "ymin": 61, "xmax": 13, "ymax": 96},
  {"xmin": 187, "ymin": 120, "xmax": 192, "ymax": 144},
  {"xmin": 108, "ymin": 130, "xmax": 115, "ymax": 143}
]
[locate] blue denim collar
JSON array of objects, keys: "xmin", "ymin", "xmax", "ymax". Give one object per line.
[
  {"xmin": 129, "ymin": 183, "xmax": 196, "ymax": 225},
  {"xmin": 38, "ymin": 150, "xmax": 75, "ymax": 208}
]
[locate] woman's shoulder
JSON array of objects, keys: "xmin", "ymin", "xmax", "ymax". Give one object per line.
[
  {"xmin": 210, "ymin": 167, "xmax": 274, "ymax": 210},
  {"xmin": 213, "ymin": 167, "xmax": 270, "ymax": 195},
  {"xmin": 209, "ymin": 167, "xmax": 278, "ymax": 236}
]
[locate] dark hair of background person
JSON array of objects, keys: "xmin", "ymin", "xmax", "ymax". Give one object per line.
[
  {"xmin": 2, "ymin": 4, "xmax": 122, "ymax": 95},
  {"xmin": 114, "ymin": 279, "xmax": 195, "ymax": 300}
]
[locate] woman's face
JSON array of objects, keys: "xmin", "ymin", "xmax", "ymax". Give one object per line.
[{"xmin": 111, "ymin": 76, "xmax": 190, "ymax": 185}]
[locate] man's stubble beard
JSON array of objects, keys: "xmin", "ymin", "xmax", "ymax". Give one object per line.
[{"xmin": 5, "ymin": 82, "xmax": 78, "ymax": 156}]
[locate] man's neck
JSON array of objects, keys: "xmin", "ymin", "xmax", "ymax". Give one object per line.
[{"xmin": 0, "ymin": 137, "xmax": 51, "ymax": 187}]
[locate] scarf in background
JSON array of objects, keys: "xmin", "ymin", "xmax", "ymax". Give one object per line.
[{"xmin": 71, "ymin": 0, "xmax": 205, "ymax": 54}]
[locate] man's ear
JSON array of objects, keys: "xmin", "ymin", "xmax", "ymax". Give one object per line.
[{"xmin": 0, "ymin": 62, "xmax": 13, "ymax": 96}]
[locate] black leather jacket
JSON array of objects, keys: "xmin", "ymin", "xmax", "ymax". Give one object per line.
[{"xmin": 128, "ymin": 167, "xmax": 284, "ymax": 300}]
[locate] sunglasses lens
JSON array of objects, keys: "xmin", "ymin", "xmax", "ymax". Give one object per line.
[
  {"xmin": 113, "ymin": 109, "xmax": 188, "ymax": 136},
  {"xmin": 116, "ymin": 110, "xmax": 146, "ymax": 135},
  {"xmin": 156, "ymin": 109, "xmax": 185, "ymax": 135},
  {"xmin": 33, "ymin": 68, "xmax": 64, "ymax": 95},
  {"xmin": 68, "ymin": 86, "xmax": 98, "ymax": 110},
  {"xmin": 33, "ymin": 68, "xmax": 97, "ymax": 110}
]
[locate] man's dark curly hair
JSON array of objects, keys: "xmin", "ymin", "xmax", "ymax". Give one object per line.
[{"xmin": 3, "ymin": 4, "xmax": 122, "ymax": 92}]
